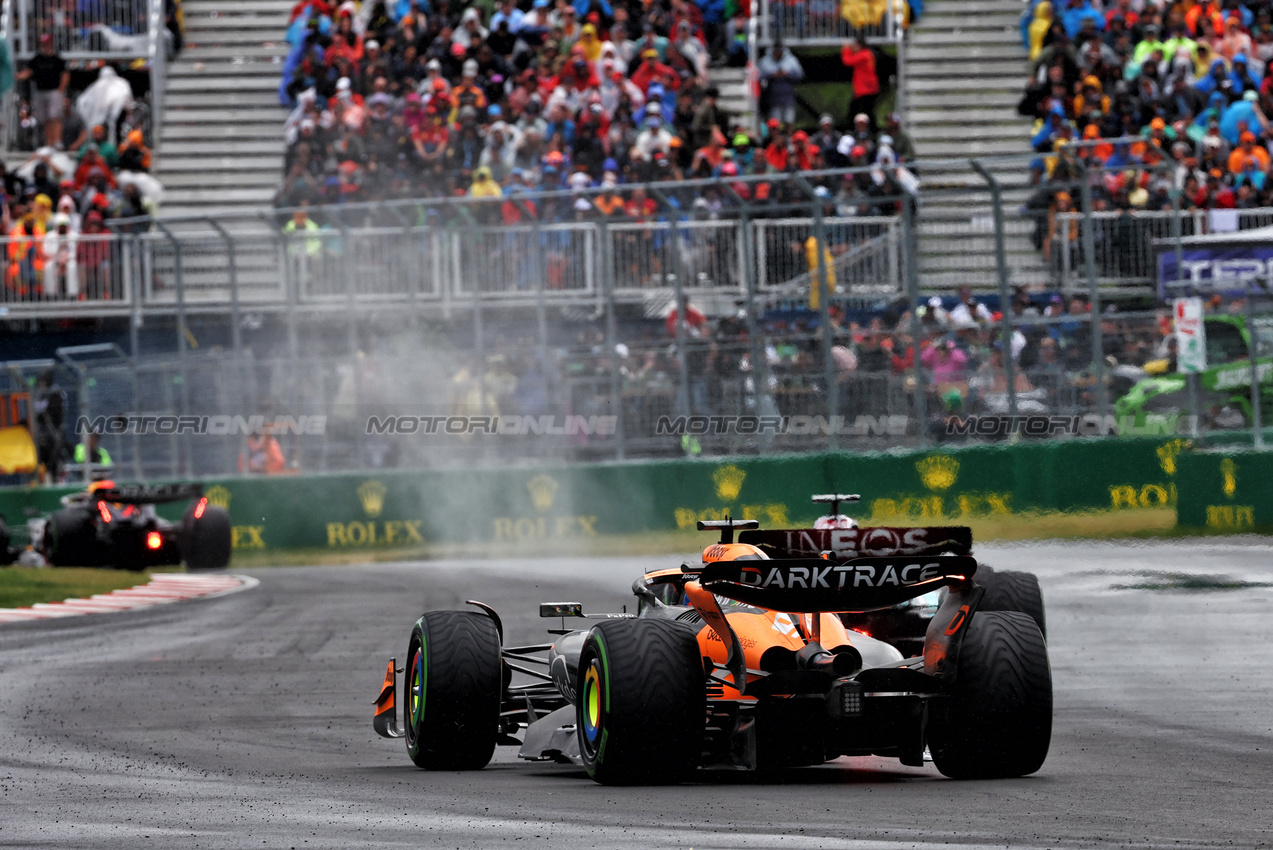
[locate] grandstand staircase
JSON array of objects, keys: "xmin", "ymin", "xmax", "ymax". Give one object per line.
[
  {"xmin": 712, "ymin": 66, "xmax": 755, "ymax": 135},
  {"xmin": 154, "ymin": 0, "xmax": 291, "ymax": 220},
  {"xmin": 903, "ymin": 0, "xmax": 1051, "ymax": 289}
]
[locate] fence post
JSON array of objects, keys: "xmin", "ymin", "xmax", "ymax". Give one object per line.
[
  {"xmin": 971, "ymin": 160, "xmax": 1018, "ymax": 418},
  {"xmin": 648, "ymin": 187, "xmax": 694, "ymax": 424},
  {"xmin": 382, "ymin": 202, "xmax": 420, "ymax": 332},
  {"xmin": 147, "ymin": 0, "xmax": 166, "ymax": 167},
  {"xmin": 153, "ymin": 220, "xmax": 190, "ymax": 472},
  {"xmin": 1076, "ymin": 160, "xmax": 1106, "ymax": 420},
  {"xmin": 1248, "ymin": 279, "xmax": 1264, "ymax": 449},
  {"xmin": 204, "ymin": 217, "xmax": 242, "ymax": 355},
  {"xmin": 793, "ymin": 175, "xmax": 838, "ymax": 451},
  {"xmin": 598, "ymin": 219, "xmax": 626, "ymax": 460},
  {"xmin": 723, "ymin": 182, "xmax": 770, "ymax": 455},
  {"xmin": 901, "ymin": 184, "xmax": 927, "ymax": 447},
  {"xmin": 127, "ymin": 235, "xmax": 142, "ymax": 356}
]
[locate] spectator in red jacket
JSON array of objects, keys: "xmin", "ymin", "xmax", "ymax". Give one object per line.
[
  {"xmin": 631, "ymin": 48, "xmax": 678, "ymax": 95},
  {"xmin": 841, "ymin": 37, "xmax": 880, "ymax": 130}
]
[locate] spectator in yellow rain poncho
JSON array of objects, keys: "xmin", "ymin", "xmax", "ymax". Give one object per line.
[
  {"xmin": 1029, "ymin": 2, "xmax": 1053, "ymax": 62},
  {"xmin": 469, "ymin": 167, "xmax": 503, "ymax": 198},
  {"xmin": 805, "ymin": 234, "xmax": 836, "ymax": 310},
  {"xmin": 840, "ymin": 0, "xmax": 909, "ymax": 30}
]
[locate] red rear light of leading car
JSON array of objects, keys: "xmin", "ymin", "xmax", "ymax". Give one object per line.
[
  {"xmin": 194, "ymin": 497, "xmax": 208, "ymax": 519},
  {"xmin": 97, "ymin": 501, "xmax": 111, "ymax": 523},
  {"xmin": 146, "ymin": 531, "xmax": 163, "ymax": 550}
]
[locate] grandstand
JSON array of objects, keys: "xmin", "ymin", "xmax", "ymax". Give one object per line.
[{"xmin": 8, "ymin": 0, "xmax": 1273, "ymax": 478}]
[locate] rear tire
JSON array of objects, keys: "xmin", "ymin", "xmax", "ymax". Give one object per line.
[
  {"xmin": 182, "ymin": 505, "xmax": 232, "ymax": 571},
  {"xmin": 977, "ymin": 566, "xmax": 1047, "ymax": 639},
  {"xmin": 576, "ymin": 618, "xmax": 704, "ymax": 785},
  {"xmin": 45, "ymin": 508, "xmax": 98, "ymax": 567},
  {"xmin": 929, "ymin": 611, "xmax": 1052, "ymax": 779},
  {"xmin": 404, "ymin": 611, "xmax": 502, "ymax": 770}
]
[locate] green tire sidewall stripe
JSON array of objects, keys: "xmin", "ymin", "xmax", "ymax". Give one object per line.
[
  {"xmin": 407, "ymin": 619, "xmax": 427, "ymax": 756},
  {"xmin": 594, "ymin": 632, "xmax": 610, "ymax": 765}
]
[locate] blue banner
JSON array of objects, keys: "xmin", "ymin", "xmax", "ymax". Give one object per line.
[{"xmin": 1157, "ymin": 244, "xmax": 1273, "ymax": 298}]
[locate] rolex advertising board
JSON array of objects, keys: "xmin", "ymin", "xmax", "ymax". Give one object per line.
[{"xmin": 0, "ymin": 438, "xmax": 1205, "ymax": 554}]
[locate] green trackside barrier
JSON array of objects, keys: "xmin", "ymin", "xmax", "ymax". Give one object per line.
[
  {"xmin": 1175, "ymin": 449, "xmax": 1273, "ymax": 533},
  {"xmin": 0, "ymin": 437, "xmax": 1193, "ymax": 552}
]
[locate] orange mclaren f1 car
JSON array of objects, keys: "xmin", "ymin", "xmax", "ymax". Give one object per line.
[{"xmin": 372, "ymin": 512, "xmax": 1052, "ymax": 784}]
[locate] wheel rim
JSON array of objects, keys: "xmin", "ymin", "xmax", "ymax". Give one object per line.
[
  {"xmin": 579, "ymin": 656, "xmax": 605, "ymax": 760},
  {"xmin": 407, "ymin": 640, "xmax": 426, "ymax": 746}
]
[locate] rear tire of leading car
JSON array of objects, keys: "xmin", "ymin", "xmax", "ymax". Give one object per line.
[
  {"xmin": 404, "ymin": 611, "xmax": 502, "ymax": 770},
  {"xmin": 929, "ymin": 611, "xmax": 1052, "ymax": 779},
  {"xmin": 44, "ymin": 508, "xmax": 97, "ymax": 567},
  {"xmin": 976, "ymin": 566, "xmax": 1047, "ymax": 639},
  {"xmin": 576, "ymin": 618, "xmax": 704, "ymax": 785},
  {"xmin": 182, "ymin": 506, "xmax": 232, "ymax": 571}
]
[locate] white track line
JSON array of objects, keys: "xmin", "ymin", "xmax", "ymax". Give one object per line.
[{"xmin": 0, "ymin": 573, "xmax": 257, "ymax": 624}]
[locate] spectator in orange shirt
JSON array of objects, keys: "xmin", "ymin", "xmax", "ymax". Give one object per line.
[
  {"xmin": 241, "ymin": 433, "xmax": 287, "ymax": 474},
  {"xmin": 690, "ymin": 126, "xmax": 728, "ymax": 176},
  {"xmin": 1227, "ymin": 130, "xmax": 1269, "ymax": 173},
  {"xmin": 594, "ymin": 181, "xmax": 625, "ymax": 216},
  {"xmin": 763, "ymin": 121, "xmax": 790, "ymax": 171},
  {"xmin": 1186, "ymin": 0, "xmax": 1223, "ymax": 39}
]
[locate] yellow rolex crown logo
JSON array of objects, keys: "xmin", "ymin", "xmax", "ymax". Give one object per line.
[
  {"xmin": 204, "ymin": 485, "xmax": 231, "ymax": 510},
  {"xmin": 1220, "ymin": 458, "xmax": 1237, "ymax": 498},
  {"xmin": 527, "ymin": 475, "xmax": 558, "ymax": 512},
  {"xmin": 713, "ymin": 464, "xmax": 746, "ymax": 501},
  {"xmin": 917, "ymin": 455, "xmax": 959, "ymax": 491},
  {"xmin": 1156, "ymin": 439, "xmax": 1187, "ymax": 476},
  {"xmin": 357, "ymin": 480, "xmax": 387, "ymax": 518}
]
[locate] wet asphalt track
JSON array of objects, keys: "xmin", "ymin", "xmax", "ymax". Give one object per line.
[{"xmin": 1, "ymin": 540, "xmax": 1272, "ymax": 849}]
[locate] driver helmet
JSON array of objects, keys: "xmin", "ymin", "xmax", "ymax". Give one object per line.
[{"xmin": 813, "ymin": 514, "xmax": 858, "ymax": 530}]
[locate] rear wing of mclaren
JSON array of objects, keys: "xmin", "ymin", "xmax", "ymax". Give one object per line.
[
  {"xmin": 682, "ymin": 555, "xmax": 977, "ymax": 614},
  {"xmin": 738, "ymin": 525, "xmax": 973, "ymax": 560}
]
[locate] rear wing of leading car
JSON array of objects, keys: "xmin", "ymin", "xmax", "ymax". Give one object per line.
[
  {"xmin": 682, "ymin": 555, "xmax": 977, "ymax": 613},
  {"xmin": 90, "ymin": 483, "xmax": 204, "ymax": 505},
  {"xmin": 738, "ymin": 525, "xmax": 973, "ymax": 559}
]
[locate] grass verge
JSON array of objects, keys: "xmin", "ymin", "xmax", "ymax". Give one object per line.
[{"xmin": 0, "ymin": 567, "xmax": 149, "ymax": 609}]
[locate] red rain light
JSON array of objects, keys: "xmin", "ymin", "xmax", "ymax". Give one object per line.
[
  {"xmin": 146, "ymin": 531, "xmax": 163, "ymax": 550},
  {"xmin": 97, "ymin": 501, "xmax": 111, "ymax": 523}
]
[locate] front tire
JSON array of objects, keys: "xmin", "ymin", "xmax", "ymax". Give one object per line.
[
  {"xmin": 404, "ymin": 611, "xmax": 502, "ymax": 770},
  {"xmin": 929, "ymin": 611, "xmax": 1052, "ymax": 779},
  {"xmin": 576, "ymin": 618, "xmax": 704, "ymax": 785}
]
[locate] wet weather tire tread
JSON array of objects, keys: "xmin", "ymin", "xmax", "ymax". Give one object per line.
[
  {"xmin": 977, "ymin": 567, "xmax": 1047, "ymax": 639},
  {"xmin": 406, "ymin": 610, "xmax": 501, "ymax": 770},
  {"xmin": 183, "ymin": 506, "xmax": 232, "ymax": 571},
  {"xmin": 929, "ymin": 611, "xmax": 1052, "ymax": 779},
  {"xmin": 578, "ymin": 619, "xmax": 704, "ymax": 785},
  {"xmin": 45, "ymin": 508, "xmax": 97, "ymax": 567}
]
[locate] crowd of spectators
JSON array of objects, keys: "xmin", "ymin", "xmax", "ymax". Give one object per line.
[
  {"xmin": 391, "ymin": 281, "xmax": 1175, "ymax": 456},
  {"xmin": 274, "ymin": 0, "xmax": 916, "ymax": 217},
  {"xmin": 1, "ymin": 36, "xmax": 159, "ymax": 302},
  {"xmin": 1019, "ymin": 0, "xmax": 1273, "ymax": 276}
]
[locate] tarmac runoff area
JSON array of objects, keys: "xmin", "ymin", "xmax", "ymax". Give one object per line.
[{"xmin": 0, "ymin": 539, "xmax": 1271, "ymax": 849}]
